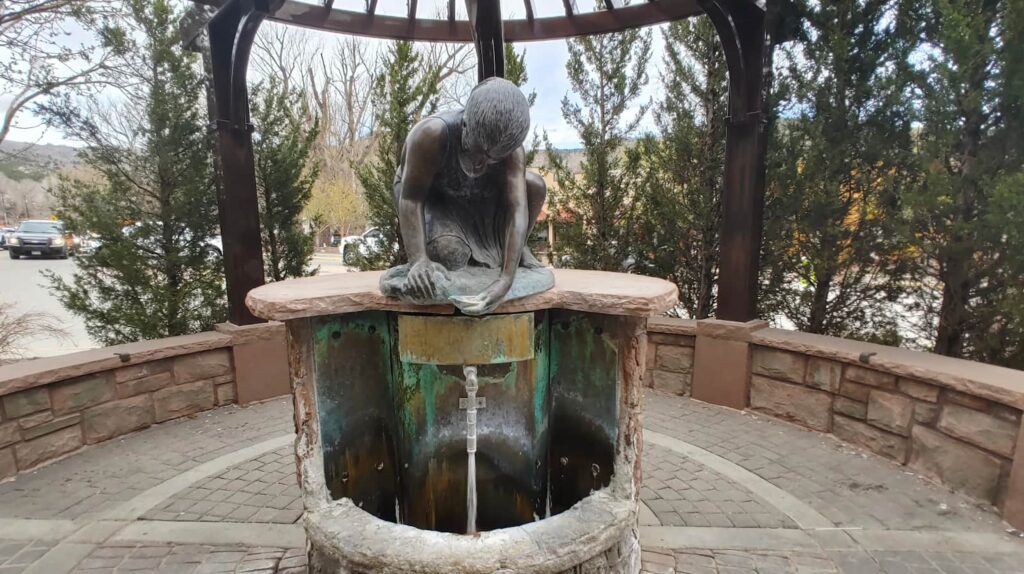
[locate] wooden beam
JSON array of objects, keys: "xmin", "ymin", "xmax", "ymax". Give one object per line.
[
  {"xmin": 365, "ymin": 0, "xmax": 377, "ymax": 16},
  {"xmin": 522, "ymin": 0, "xmax": 535, "ymax": 21},
  {"xmin": 407, "ymin": 0, "xmax": 417, "ymax": 20},
  {"xmin": 449, "ymin": 0, "xmax": 457, "ymax": 21},
  {"xmin": 191, "ymin": 0, "xmax": 702, "ymax": 42},
  {"xmin": 562, "ymin": 0, "xmax": 577, "ymax": 16},
  {"xmin": 467, "ymin": 0, "xmax": 504, "ymax": 80}
]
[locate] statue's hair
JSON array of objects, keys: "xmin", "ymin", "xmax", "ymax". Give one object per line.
[{"xmin": 463, "ymin": 77, "xmax": 530, "ymax": 158}]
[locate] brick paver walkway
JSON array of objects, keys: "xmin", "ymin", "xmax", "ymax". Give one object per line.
[{"xmin": 0, "ymin": 391, "xmax": 1020, "ymax": 573}]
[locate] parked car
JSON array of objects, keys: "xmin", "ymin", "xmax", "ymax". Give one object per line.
[
  {"xmin": 88, "ymin": 225, "xmax": 222, "ymax": 259},
  {"xmin": 339, "ymin": 227, "xmax": 385, "ymax": 265},
  {"xmin": 0, "ymin": 227, "xmax": 15, "ymax": 250},
  {"xmin": 7, "ymin": 220, "xmax": 72, "ymax": 259}
]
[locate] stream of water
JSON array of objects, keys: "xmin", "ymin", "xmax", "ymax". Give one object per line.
[{"xmin": 464, "ymin": 365, "xmax": 479, "ymax": 534}]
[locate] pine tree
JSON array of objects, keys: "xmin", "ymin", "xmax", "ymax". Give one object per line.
[
  {"xmin": 907, "ymin": 0, "xmax": 1024, "ymax": 366},
  {"xmin": 251, "ymin": 79, "xmax": 320, "ymax": 281},
  {"xmin": 632, "ymin": 17, "xmax": 727, "ymax": 319},
  {"xmin": 759, "ymin": 0, "xmax": 917, "ymax": 341},
  {"xmin": 41, "ymin": 0, "xmax": 224, "ymax": 345},
  {"xmin": 354, "ymin": 41, "xmax": 440, "ymax": 270},
  {"xmin": 544, "ymin": 27, "xmax": 652, "ymax": 271}
]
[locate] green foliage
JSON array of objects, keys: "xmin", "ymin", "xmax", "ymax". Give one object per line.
[
  {"xmin": 252, "ymin": 79, "xmax": 320, "ymax": 281},
  {"xmin": 904, "ymin": 0, "xmax": 1024, "ymax": 366},
  {"xmin": 631, "ymin": 18, "xmax": 726, "ymax": 319},
  {"xmin": 759, "ymin": 0, "xmax": 917, "ymax": 340},
  {"xmin": 544, "ymin": 27, "xmax": 652, "ymax": 271},
  {"xmin": 41, "ymin": 0, "xmax": 224, "ymax": 346},
  {"xmin": 355, "ymin": 41, "xmax": 441, "ymax": 270}
]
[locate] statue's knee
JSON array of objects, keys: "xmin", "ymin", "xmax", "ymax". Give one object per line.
[
  {"xmin": 427, "ymin": 234, "xmax": 471, "ymax": 270},
  {"xmin": 526, "ymin": 171, "xmax": 546, "ymax": 203}
]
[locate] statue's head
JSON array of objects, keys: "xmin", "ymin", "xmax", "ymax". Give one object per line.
[{"xmin": 459, "ymin": 77, "xmax": 531, "ymax": 177}]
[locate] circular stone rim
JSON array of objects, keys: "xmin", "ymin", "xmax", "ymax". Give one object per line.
[{"xmin": 305, "ymin": 490, "xmax": 638, "ymax": 574}]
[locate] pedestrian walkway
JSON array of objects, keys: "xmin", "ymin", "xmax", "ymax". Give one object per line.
[{"xmin": 0, "ymin": 392, "xmax": 1020, "ymax": 573}]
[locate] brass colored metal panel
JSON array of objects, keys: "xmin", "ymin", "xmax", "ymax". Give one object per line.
[{"xmin": 397, "ymin": 313, "xmax": 534, "ymax": 365}]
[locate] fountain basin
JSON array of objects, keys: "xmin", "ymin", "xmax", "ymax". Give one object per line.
[{"xmin": 247, "ymin": 270, "xmax": 678, "ymax": 574}]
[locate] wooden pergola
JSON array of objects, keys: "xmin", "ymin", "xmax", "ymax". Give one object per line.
[{"xmin": 190, "ymin": 0, "xmax": 778, "ymax": 326}]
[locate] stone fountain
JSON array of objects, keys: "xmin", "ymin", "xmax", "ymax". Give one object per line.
[{"xmin": 246, "ymin": 78, "xmax": 678, "ymax": 573}]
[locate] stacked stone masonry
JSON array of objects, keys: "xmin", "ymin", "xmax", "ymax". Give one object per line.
[
  {"xmin": 747, "ymin": 345, "xmax": 1020, "ymax": 507},
  {"xmin": 644, "ymin": 319, "xmax": 696, "ymax": 396},
  {"xmin": 0, "ymin": 348, "xmax": 236, "ymax": 479}
]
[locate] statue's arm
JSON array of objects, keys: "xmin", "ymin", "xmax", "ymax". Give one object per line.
[
  {"xmin": 500, "ymin": 147, "xmax": 529, "ymax": 281},
  {"xmin": 397, "ymin": 119, "xmax": 445, "ymax": 264}
]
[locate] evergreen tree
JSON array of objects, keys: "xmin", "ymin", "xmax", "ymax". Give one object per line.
[
  {"xmin": 41, "ymin": 0, "xmax": 224, "ymax": 345},
  {"xmin": 632, "ymin": 17, "xmax": 727, "ymax": 319},
  {"xmin": 251, "ymin": 79, "xmax": 320, "ymax": 281},
  {"xmin": 544, "ymin": 27, "xmax": 652, "ymax": 271},
  {"xmin": 355, "ymin": 41, "xmax": 440, "ymax": 270},
  {"xmin": 759, "ymin": 0, "xmax": 917, "ymax": 341},
  {"xmin": 907, "ymin": 0, "xmax": 1024, "ymax": 366}
]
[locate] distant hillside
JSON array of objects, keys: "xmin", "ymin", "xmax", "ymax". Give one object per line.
[{"xmin": 0, "ymin": 141, "xmax": 81, "ymax": 182}]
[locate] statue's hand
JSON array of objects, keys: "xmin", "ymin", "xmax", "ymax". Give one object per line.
[
  {"xmin": 450, "ymin": 277, "xmax": 513, "ymax": 315},
  {"xmin": 407, "ymin": 259, "xmax": 450, "ymax": 300}
]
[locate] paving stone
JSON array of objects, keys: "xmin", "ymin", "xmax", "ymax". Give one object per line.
[
  {"xmin": 936, "ymin": 403, "xmax": 1018, "ymax": 458},
  {"xmin": 866, "ymin": 391, "xmax": 914, "ymax": 436}
]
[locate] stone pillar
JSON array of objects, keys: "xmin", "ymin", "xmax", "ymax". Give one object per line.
[
  {"xmin": 690, "ymin": 319, "xmax": 768, "ymax": 410},
  {"xmin": 215, "ymin": 322, "xmax": 289, "ymax": 404},
  {"xmin": 1001, "ymin": 420, "xmax": 1024, "ymax": 529}
]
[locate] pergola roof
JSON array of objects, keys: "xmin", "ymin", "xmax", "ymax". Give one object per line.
[{"xmin": 192, "ymin": 0, "xmax": 705, "ymax": 42}]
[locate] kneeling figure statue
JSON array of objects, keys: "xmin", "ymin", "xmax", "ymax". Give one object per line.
[{"xmin": 380, "ymin": 77, "xmax": 554, "ymax": 315}]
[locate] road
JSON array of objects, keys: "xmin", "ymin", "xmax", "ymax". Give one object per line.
[{"xmin": 0, "ymin": 252, "xmax": 94, "ymax": 358}]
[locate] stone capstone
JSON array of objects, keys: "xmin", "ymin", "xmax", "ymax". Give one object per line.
[
  {"xmin": 83, "ymin": 394, "xmax": 155, "ymax": 444},
  {"xmin": 172, "ymin": 350, "xmax": 232, "ymax": 384},
  {"xmin": 2, "ymin": 387, "xmax": 50, "ymax": 418},
  {"xmin": 751, "ymin": 348, "xmax": 806, "ymax": 384},
  {"xmin": 936, "ymin": 403, "xmax": 1018, "ymax": 458},
  {"xmin": 13, "ymin": 425, "xmax": 82, "ymax": 469},
  {"xmin": 154, "ymin": 380, "xmax": 215, "ymax": 422},
  {"xmin": 50, "ymin": 375, "xmax": 115, "ymax": 415},
  {"xmin": 750, "ymin": 376, "xmax": 832, "ymax": 432},
  {"xmin": 805, "ymin": 358, "xmax": 842, "ymax": 393},
  {"xmin": 656, "ymin": 345, "xmax": 694, "ymax": 373},
  {"xmin": 833, "ymin": 415, "xmax": 908, "ymax": 463},
  {"xmin": 909, "ymin": 425, "xmax": 1004, "ymax": 503},
  {"xmin": 866, "ymin": 391, "xmax": 915, "ymax": 436}
]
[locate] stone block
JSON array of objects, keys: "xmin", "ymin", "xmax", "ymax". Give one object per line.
[
  {"xmin": 834, "ymin": 415, "xmax": 908, "ymax": 463},
  {"xmin": 173, "ymin": 350, "xmax": 232, "ymax": 384},
  {"xmin": 750, "ymin": 376, "xmax": 832, "ymax": 432},
  {"xmin": 656, "ymin": 345, "xmax": 694, "ymax": 374},
  {"xmin": 909, "ymin": 426, "xmax": 1004, "ymax": 503},
  {"xmin": 833, "ymin": 397, "xmax": 867, "ymax": 420},
  {"xmin": 0, "ymin": 447, "xmax": 15, "ymax": 478},
  {"xmin": 989, "ymin": 403, "xmax": 1022, "ymax": 424},
  {"xmin": 14, "ymin": 425, "xmax": 82, "ymax": 470},
  {"xmin": 116, "ymin": 372, "xmax": 173, "ymax": 398},
  {"xmin": 83, "ymin": 395, "xmax": 155, "ymax": 444},
  {"xmin": 17, "ymin": 411, "xmax": 53, "ymax": 429},
  {"xmin": 937, "ymin": 403, "xmax": 1018, "ymax": 458},
  {"xmin": 914, "ymin": 402, "xmax": 940, "ymax": 425},
  {"xmin": 51, "ymin": 375, "xmax": 115, "ymax": 415},
  {"xmin": 866, "ymin": 391, "xmax": 914, "ymax": 436},
  {"xmin": 645, "ymin": 344, "xmax": 656, "ymax": 369},
  {"xmin": 648, "ymin": 333, "xmax": 695, "ymax": 347},
  {"xmin": 20, "ymin": 414, "xmax": 81, "ymax": 441},
  {"xmin": 805, "ymin": 358, "xmax": 841, "ymax": 393},
  {"xmin": 0, "ymin": 421, "xmax": 19, "ymax": 448},
  {"xmin": 113, "ymin": 358, "xmax": 172, "ymax": 383},
  {"xmin": 651, "ymin": 370, "xmax": 691, "ymax": 396},
  {"xmin": 2, "ymin": 387, "xmax": 50, "ymax": 418},
  {"xmin": 216, "ymin": 382, "xmax": 237, "ymax": 406},
  {"xmin": 839, "ymin": 381, "xmax": 872, "ymax": 402},
  {"xmin": 844, "ymin": 365, "xmax": 896, "ymax": 389},
  {"xmin": 897, "ymin": 378, "xmax": 940, "ymax": 403},
  {"xmin": 154, "ymin": 380, "xmax": 215, "ymax": 422},
  {"xmin": 751, "ymin": 348, "xmax": 806, "ymax": 384},
  {"xmin": 943, "ymin": 390, "xmax": 989, "ymax": 410}
]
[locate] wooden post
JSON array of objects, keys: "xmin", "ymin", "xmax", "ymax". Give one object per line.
[{"xmin": 466, "ymin": 0, "xmax": 505, "ymax": 81}]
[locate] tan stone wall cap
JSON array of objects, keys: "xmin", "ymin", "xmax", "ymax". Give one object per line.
[
  {"xmin": 214, "ymin": 321, "xmax": 286, "ymax": 345},
  {"xmin": 696, "ymin": 319, "xmax": 770, "ymax": 342},
  {"xmin": 246, "ymin": 269, "xmax": 679, "ymax": 321},
  {"xmin": 752, "ymin": 328, "xmax": 1024, "ymax": 409},
  {"xmin": 0, "ymin": 331, "xmax": 233, "ymax": 398},
  {"xmin": 648, "ymin": 317, "xmax": 697, "ymax": 336}
]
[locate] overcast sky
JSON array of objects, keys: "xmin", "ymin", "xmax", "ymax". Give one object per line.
[{"xmin": 2, "ymin": 0, "xmax": 671, "ymax": 149}]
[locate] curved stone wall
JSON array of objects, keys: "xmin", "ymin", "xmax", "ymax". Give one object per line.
[{"xmin": 645, "ymin": 317, "xmax": 1024, "ymax": 529}]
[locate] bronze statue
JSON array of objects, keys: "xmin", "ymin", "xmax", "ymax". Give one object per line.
[{"xmin": 380, "ymin": 77, "xmax": 554, "ymax": 315}]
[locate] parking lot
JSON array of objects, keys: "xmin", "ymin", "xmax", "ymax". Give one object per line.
[{"xmin": 0, "ymin": 252, "xmax": 94, "ymax": 358}]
